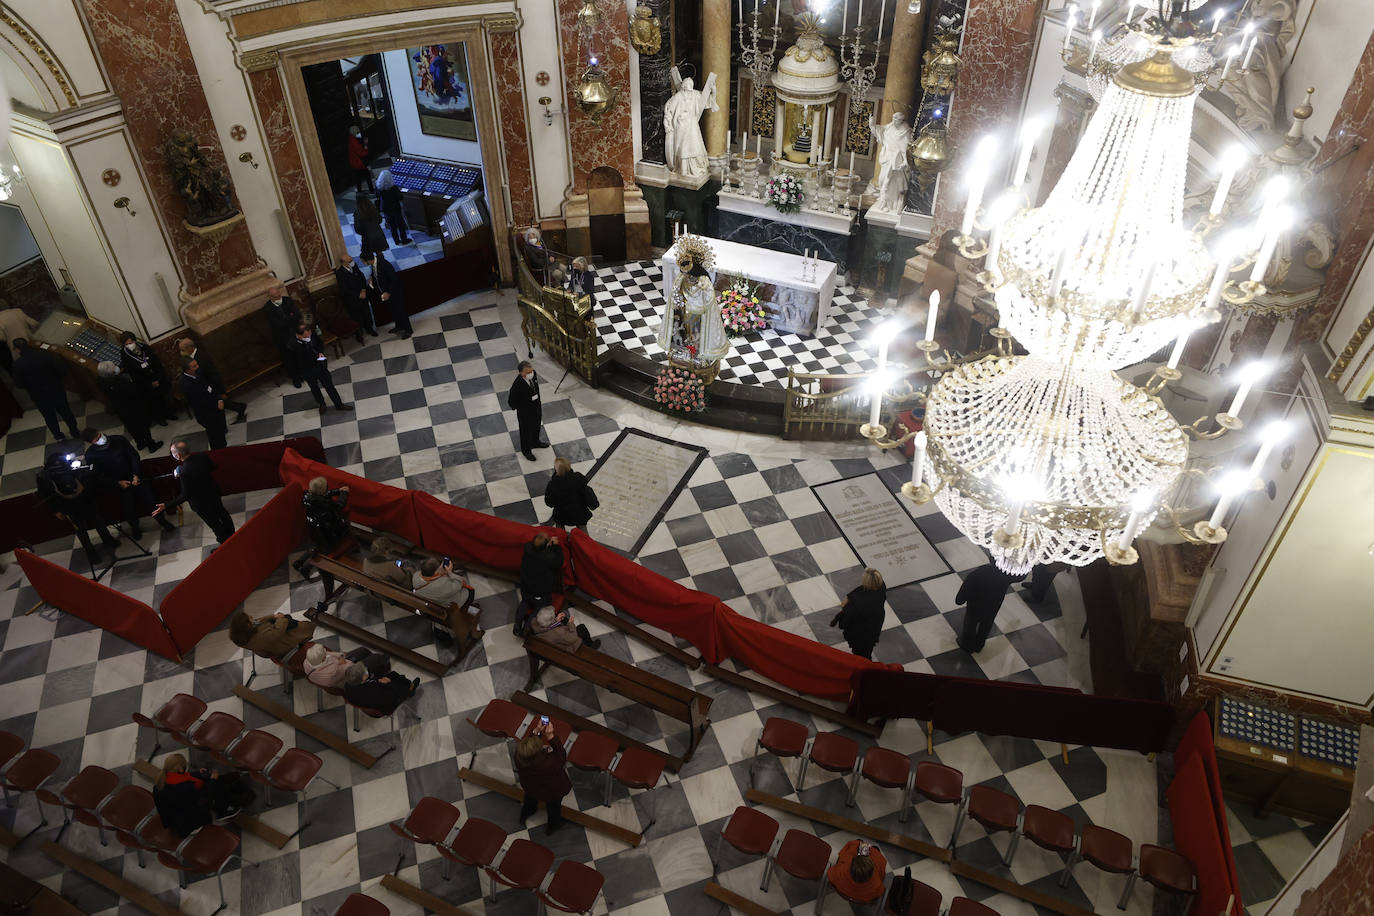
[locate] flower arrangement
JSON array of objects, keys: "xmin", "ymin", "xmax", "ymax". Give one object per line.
[
  {"xmin": 719, "ymin": 280, "xmax": 767, "ymax": 337},
  {"xmin": 764, "ymin": 173, "xmax": 804, "ymax": 213},
  {"xmin": 653, "ymin": 366, "xmax": 707, "ymax": 414}
]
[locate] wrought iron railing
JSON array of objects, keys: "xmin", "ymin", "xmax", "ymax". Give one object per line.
[
  {"xmin": 782, "ymin": 368, "xmax": 929, "ymax": 440},
  {"xmin": 512, "ymin": 231, "xmax": 603, "ymax": 387}
]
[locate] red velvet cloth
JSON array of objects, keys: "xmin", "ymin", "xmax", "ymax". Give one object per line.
[
  {"xmin": 414, "ymin": 491, "xmax": 559, "ymax": 575},
  {"xmin": 1176, "ymin": 712, "xmax": 1241, "ymax": 900},
  {"xmin": 16, "ymin": 548, "xmax": 181, "ymax": 660},
  {"xmin": 569, "ymin": 528, "xmax": 722, "ymax": 663},
  {"xmin": 159, "ymin": 482, "xmax": 307, "ymax": 655},
  {"xmin": 713, "ymin": 609, "xmax": 899, "ymax": 702},
  {"xmin": 278, "ymin": 448, "xmax": 423, "ymax": 544},
  {"xmin": 846, "ymin": 668, "xmax": 943, "ymax": 721},
  {"xmin": 1168, "ymin": 754, "xmax": 1240, "ymax": 916}
]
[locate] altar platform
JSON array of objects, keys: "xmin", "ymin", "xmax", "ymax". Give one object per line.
[{"xmin": 594, "ymin": 258, "xmax": 885, "ymax": 388}]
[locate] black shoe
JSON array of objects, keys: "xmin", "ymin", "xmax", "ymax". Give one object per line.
[
  {"xmin": 318, "ymin": 404, "xmax": 329, "ymax": 413},
  {"xmin": 293, "ymin": 380, "xmax": 303, "ymax": 389},
  {"xmin": 522, "ymin": 451, "xmax": 536, "ymax": 461},
  {"xmin": 409, "ymin": 678, "xmax": 421, "ymax": 695},
  {"xmin": 355, "ymin": 331, "xmax": 364, "ymax": 344},
  {"xmin": 367, "ymin": 329, "xmax": 380, "ymax": 337},
  {"xmin": 235, "ymin": 411, "xmax": 247, "ymax": 424},
  {"xmin": 336, "ymin": 403, "xmax": 354, "ymax": 411},
  {"xmin": 956, "ymin": 640, "xmax": 974, "ymax": 654},
  {"xmin": 401, "ymin": 238, "xmax": 414, "ymax": 245},
  {"xmin": 400, "ymin": 330, "xmax": 412, "ymax": 340},
  {"xmin": 589, "ymin": 638, "xmax": 602, "ymax": 650},
  {"xmin": 148, "ymin": 439, "xmax": 164, "ymax": 453},
  {"xmin": 533, "ymin": 441, "xmax": 550, "ymax": 449}
]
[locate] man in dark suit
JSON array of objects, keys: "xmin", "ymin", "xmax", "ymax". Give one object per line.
[
  {"xmin": 334, "ymin": 253, "xmax": 378, "ymax": 341},
  {"xmin": 83, "ymin": 427, "xmax": 175, "ymax": 538},
  {"xmin": 177, "ymin": 338, "xmax": 246, "ymax": 423},
  {"xmin": 12, "ymin": 338, "xmax": 80, "ymax": 440},
  {"xmin": 180, "ymin": 358, "xmax": 234, "ymax": 450},
  {"xmin": 363, "ymin": 251, "xmax": 411, "ymax": 339},
  {"xmin": 290, "ymin": 323, "xmax": 352, "ymax": 413},
  {"xmin": 97, "ymin": 360, "xmax": 161, "ymax": 453},
  {"xmin": 155, "ymin": 441, "xmax": 235, "ymax": 543},
  {"xmin": 507, "ymin": 360, "xmax": 548, "ymax": 462},
  {"xmin": 118, "ymin": 331, "xmax": 176, "ymax": 425},
  {"xmin": 955, "ymin": 563, "xmax": 1025, "ymax": 654},
  {"xmin": 262, "ymin": 284, "xmax": 303, "ymax": 386}
]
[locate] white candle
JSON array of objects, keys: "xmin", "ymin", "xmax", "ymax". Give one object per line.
[
  {"xmin": 1115, "ymin": 495, "xmax": 1152, "ymax": 551},
  {"xmin": 1226, "ymin": 362, "xmax": 1267, "ymax": 417},
  {"xmin": 757, "ymin": 135, "xmax": 763, "ymax": 156},
  {"xmin": 1013, "ymin": 116, "xmax": 1043, "ymax": 187},
  {"xmin": 774, "ymin": 0, "xmax": 780, "ymax": 29},
  {"xmin": 959, "ymin": 138, "xmax": 995, "ymax": 236},
  {"xmin": 1063, "ymin": 8, "xmax": 1078, "ymax": 52},
  {"xmin": 1203, "ymin": 249, "xmax": 1234, "ymax": 311},
  {"xmin": 1207, "ymin": 472, "xmax": 1247, "ymax": 530},
  {"xmin": 868, "ymin": 350, "xmax": 887, "ymax": 428},
  {"xmin": 1002, "ymin": 498, "xmax": 1025, "ymax": 536},
  {"xmin": 983, "ymin": 192, "xmax": 1017, "ymax": 272},
  {"xmin": 1125, "ymin": 0, "xmax": 1137, "ymax": 23},
  {"xmin": 1250, "ymin": 207, "xmax": 1292, "ymax": 282},
  {"xmin": 842, "ymin": 0, "xmax": 848, "ymax": 33},
  {"xmin": 1088, "ymin": 28, "xmax": 1101, "ymax": 66},
  {"xmin": 1246, "ymin": 421, "xmax": 1287, "ymax": 478},
  {"xmin": 911, "ymin": 430, "xmax": 927, "ymax": 487},
  {"xmin": 1087, "ymin": 0, "xmax": 1100, "ymax": 29},
  {"xmin": 1166, "ymin": 327, "xmax": 1192, "ymax": 370},
  {"xmin": 739, "ymin": 0, "xmax": 744, "ymax": 20},
  {"xmin": 1208, "ymin": 145, "xmax": 1245, "ymax": 216},
  {"xmin": 857, "ymin": 0, "xmax": 863, "ymax": 29},
  {"xmin": 727, "ymin": 129, "xmax": 732, "ymax": 152},
  {"xmin": 925, "ymin": 289, "xmax": 940, "ymax": 341},
  {"xmin": 1220, "ymin": 45, "xmax": 1239, "ymax": 80},
  {"xmin": 755, "ymin": 0, "xmax": 759, "ymax": 12},
  {"xmin": 1131, "ymin": 259, "xmax": 1156, "ymax": 317},
  {"xmin": 848, "ymin": 150, "xmax": 856, "ymax": 175},
  {"xmin": 1241, "ymin": 32, "xmax": 1259, "ymax": 69},
  {"xmin": 1211, "ymin": 8, "xmax": 1224, "ymax": 33},
  {"xmin": 876, "ymin": 0, "xmax": 887, "ymax": 43},
  {"xmin": 1049, "ymin": 245, "xmax": 1071, "ymax": 298},
  {"xmin": 743, "ymin": 131, "xmax": 749, "ymax": 153}
]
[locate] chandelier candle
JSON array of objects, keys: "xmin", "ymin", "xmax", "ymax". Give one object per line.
[
  {"xmin": 1208, "ymin": 145, "xmax": 1246, "ymax": 216},
  {"xmin": 1131, "ymin": 260, "xmax": 1157, "ymax": 318},
  {"xmin": 1221, "ymin": 45, "xmax": 1239, "ymax": 80},
  {"xmin": 1241, "ymin": 28, "xmax": 1259, "ymax": 69},
  {"xmin": 1165, "ymin": 327, "xmax": 1192, "ymax": 371},
  {"xmin": 1226, "ymin": 362, "xmax": 1267, "ymax": 418},
  {"xmin": 984, "ymin": 194, "xmax": 1018, "ymax": 271},
  {"xmin": 1049, "ymin": 245, "xmax": 1071, "ymax": 299},
  {"xmin": 1250, "ymin": 208, "xmax": 1291, "ymax": 283},
  {"xmin": 1002, "ymin": 498, "xmax": 1026, "ymax": 537},
  {"xmin": 1246, "ymin": 423, "xmax": 1286, "ymax": 480},
  {"xmin": 911, "ymin": 430, "xmax": 927, "ymax": 488},
  {"xmin": 1211, "ymin": 8, "xmax": 1224, "ymax": 32},
  {"xmin": 1203, "ymin": 251, "xmax": 1233, "ymax": 311},
  {"xmin": 1115, "ymin": 493, "xmax": 1153, "ymax": 551},
  {"xmin": 960, "ymin": 139, "xmax": 996, "ymax": 236},
  {"xmin": 1013, "ymin": 117, "xmax": 1044, "ymax": 186},
  {"xmin": 1207, "ymin": 472, "xmax": 1248, "ymax": 530},
  {"xmin": 1063, "ymin": 7, "xmax": 1078, "ymax": 52},
  {"xmin": 1088, "ymin": 29, "xmax": 1102, "ymax": 66},
  {"xmin": 1087, "ymin": 0, "xmax": 1100, "ymax": 29},
  {"xmin": 925, "ymin": 290, "xmax": 940, "ymax": 341}
]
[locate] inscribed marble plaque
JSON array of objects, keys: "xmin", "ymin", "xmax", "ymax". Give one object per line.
[
  {"xmin": 814, "ymin": 473, "xmax": 948, "ymax": 587},
  {"xmin": 584, "ymin": 428, "xmax": 707, "ymax": 555}
]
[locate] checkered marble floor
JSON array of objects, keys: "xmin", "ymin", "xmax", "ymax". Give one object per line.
[
  {"xmin": 1223, "ymin": 800, "xmax": 1334, "ymax": 916},
  {"xmin": 335, "ymin": 190, "xmax": 446, "ymax": 270},
  {"xmin": 595, "ymin": 260, "xmax": 887, "ymax": 388},
  {"xmin": 0, "ymin": 291, "xmax": 1181, "ymax": 916}
]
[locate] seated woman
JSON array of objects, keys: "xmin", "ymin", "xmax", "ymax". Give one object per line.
[
  {"xmin": 360, "ymin": 535, "xmax": 415, "ymax": 588},
  {"xmin": 412, "ymin": 556, "xmax": 478, "ymax": 612},
  {"xmin": 229, "ymin": 609, "xmax": 316, "ymax": 660},
  {"xmin": 827, "ymin": 839, "xmax": 887, "ymax": 903},
  {"xmin": 342, "ymin": 660, "xmax": 419, "ymax": 714},
  {"xmin": 303, "ymin": 642, "xmax": 388, "ymax": 690},
  {"xmin": 152, "ymin": 753, "xmax": 254, "ymax": 836},
  {"xmin": 529, "ymin": 606, "xmax": 600, "ymax": 652}
]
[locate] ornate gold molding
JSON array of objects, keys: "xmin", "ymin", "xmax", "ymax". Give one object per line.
[
  {"xmin": 482, "ymin": 12, "xmax": 521, "ymax": 33},
  {"xmin": 0, "ymin": 10, "xmax": 77, "ymax": 107},
  {"xmin": 1329, "ymin": 305, "xmax": 1374, "ymax": 382},
  {"xmin": 239, "ymin": 48, "xmax": 280, "ymax": 72}
]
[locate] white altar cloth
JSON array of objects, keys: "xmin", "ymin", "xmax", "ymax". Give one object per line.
[{"xmin": 660, "ymin": 237, "xmax": 838, "ymax": 337}]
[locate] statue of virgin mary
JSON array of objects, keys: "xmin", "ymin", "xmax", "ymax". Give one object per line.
[{"xmin": 658, "ymin": 235, "xmax": 730, "ymax": 378}]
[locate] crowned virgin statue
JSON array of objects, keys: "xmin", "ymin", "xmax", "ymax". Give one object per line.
[{"xmin": 658, "ymin": 235, "xmax": 730, "ymax": 380}]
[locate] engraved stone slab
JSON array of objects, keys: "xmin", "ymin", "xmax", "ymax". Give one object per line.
[
  {"xmin": 585, "ymin": 428, "xmax": 708, "ymax": 556},
  {"xmin": 814, "ymin": 473, "xmax": 949, "ymax": 587}
]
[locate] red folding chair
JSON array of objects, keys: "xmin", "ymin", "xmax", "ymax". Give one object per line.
[
  {"xmin": 437, "ymin": 817, "xmax": 507, "ymax": 886},
  {"xmin": 335, "ymin": 893, "xmax": 389, "ymax": 916},
  {"xmin": 606, "ymin": 746, "xmax": 666, "ymax": 833},
  {"xmin": 712, "ymin": 805, "xmax": 779, "ymax": 877},
  {"xmin": 0, "ymin": 747, "xmax": 61, "ymax": 844},
  {"xmin": 100, "ymin": 785, "xmax": 158, "ymax": 867},
  {"xmin": 159, "ymin": 825, "xmax": 241, "ymax": 915},
  {"xmin": 484, "ymin": 837, "xmax": 554, "ymax": 903},
  {"xmin": 37, "ymin": 764, "xmax": 119, "ymax": 845},
  {"xmin": 749, "ymin": 717, "xmax": 809, "ymax": 789},
  {"xmin": 537, "ymin": 860, "xmax": 605, "ymax": 915},
  {"xmin": 130, "ymin": 693, "xmax": 207, "ymax": 760},
  {"xmin": 389, "ymin": 796, "xmax": 461, "ymax": 876},
  {"xmin": 466, "ymin": 698, "xmax": 527, "ymax": 768}
]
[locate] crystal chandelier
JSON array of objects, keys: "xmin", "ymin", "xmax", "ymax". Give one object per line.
[{"xmin": 871, "ymin": 3, "xmax": 1294, "ymax": 574}]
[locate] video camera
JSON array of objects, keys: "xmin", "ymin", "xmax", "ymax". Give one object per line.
[{"xmin": 38, "ymin": 439, "xmax": 96, "ymax": 498}]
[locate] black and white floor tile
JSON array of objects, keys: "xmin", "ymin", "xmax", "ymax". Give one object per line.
[
  {"xmin": 595, "ymin": 260, "xmax": 888, "ymax": 388},
  {"xmin": 0, "ymin": 288, "xmax": 1214, "ymax": 915},
  {"xmin": 334, "ymin": 190, "xmax": 446, "ymax": 271}
]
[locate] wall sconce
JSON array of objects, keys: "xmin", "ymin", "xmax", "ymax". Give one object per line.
[
  {"xmin": 113, "ymin": 196, "xmax": 137, "ymax": 217},
  {"xmin": 238, "ymin": 151, "xmax": 260, "ymax": 170},
  {"xmin": 537, "ymin": 96, "xmax": 564, "ymax": 127}
]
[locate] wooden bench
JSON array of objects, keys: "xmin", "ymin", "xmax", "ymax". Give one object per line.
[
  {"xmin": 524, "ymin": 638, "xmax": 713, "ymax": 761},
  {"xmin": 309, "ymin": 551, "xmax": 481, "ymax": 672}
]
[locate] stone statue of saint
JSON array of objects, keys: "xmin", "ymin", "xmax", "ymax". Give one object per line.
[
  {"xmin": 664, "ymin": 69, "xmax": 718, "ymax": 180},
  {"xmin": 1219, "ymin": 1, "xmax": 1298, "ymax": 132},
  {"xmin": 163, "ymin": 129, "xmax": 238, "ymax": 227},
  {"xmin": 659, "ymin": 235, "xmax": 729, "ymax": 373},
  {"xmin": 868, "ymin": 111, "xmax": 913, "ymax": 213}
]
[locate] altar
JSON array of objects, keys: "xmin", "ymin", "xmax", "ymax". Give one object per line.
[{"xmin": 660, "ymin": 237, "xmax": 838, "ymax": 337}]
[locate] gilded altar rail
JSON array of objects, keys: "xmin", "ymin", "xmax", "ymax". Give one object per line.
[{"xmin": 513, "ymin": 239, "xmax": 604, "ymax": 387}]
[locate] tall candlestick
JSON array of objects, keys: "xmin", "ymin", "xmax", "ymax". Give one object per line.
[
  {"xmin": 727, "ymin": 129, "xmax": 732, "ymax": 152},
  {"xmin": 857, "ymin": 0, "xmax": 863, "ymax": 29},
  {"xmin": 911, "ymin": 430, "xmax": 927, "ymax": 487},
  {"xmin": 868, "ymin": 340, "xmax": 888, "ymax": 429},
  {"xmin": 774, "ymin": 0, "xmax": 780, "ymax": 30},
  {"xmin": 925, "ymin": 290, "xmax": 940, "ymax": 341},
  {"xmin": 1166, "ymin": 327, "xmax": 1192, "ymax": 370},
  {"xmin": 1208, "ymin": 145, "xmax": 1245, "ymax": 216},
  {"xmin": 743, "ymin": 131, "xmax": 749, "ymax": 153},
  {"xmin": 876, "ymin": 0, "xmax": 887, "ymax": 43},
  {"xmin": 848, "ymin": 150, "xmax": 855, "ymax": 175},
  {"xmin": 739, "ymin": 0, "xmax": 744, "ymax": 20},
  {"xmin": 757, "ymin": 135, "xmax": 762, "ymax": 156},
  {"xmin": 842, "ymin": 0, "xmax": 848, "ymax": 33},
  {"xmin": 1226, "ymin": 362, "xmax": 1267, "ymax": 417}
]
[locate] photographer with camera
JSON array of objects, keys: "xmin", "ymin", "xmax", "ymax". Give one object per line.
[
  {"xmin": 514, "ymin": 532, "xmax": 564, "ymax": 636},
  {"xmin": 36, "ymin": 447, "xmax": 120, "ymax": 568},
  {"xmin": 303, "ymin": 476, "xmax": 350, "ymax": 550},
  {"xmin": 83, "ymin": 427, "xmax": 175, "ymax": 540}
]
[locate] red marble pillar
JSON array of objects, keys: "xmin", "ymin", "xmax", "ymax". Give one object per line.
[
  {"xmin": 1306, "ymin": 28, "xmax": 1374, "ymax": 368},
  {"xmin": 557, "ymin": 0, "xmax": 636, "ymax": 190},
  {"xmin": 246, "ymin": 63, "xmax": 331, "ymax": 280},
  {"xmin": 1294, "ymin": 824, "xmax": 1374, "ymax": 916},
  {"xmin": 489, "ymin": 29, "xmax": 538, "ymax": 226},
  {"xmin": 82, "ymin": 0, "xmax": 258, "ymax": 296},
  {"xmin": 931, "ymin": 0, "xmax": 1041, "ymax": 235}
]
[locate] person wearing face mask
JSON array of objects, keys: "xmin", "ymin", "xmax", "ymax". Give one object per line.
[
  {"xmin": 83, "ymin": 427, "xmax": 175, "ymax": 538},
  {"xmin": 334, "ymin": 253, "xmax": 378, "ymax": 341},
  {"xmin": 180, "ymin": 357, "xmax": 232, "ymax": 449},
  {"xmin": 363, "ymin": 250, "xmax": 411, "ymax": 338},
  {"xmin": 291, "ymin": 322, "xmax": 352, "ymax": 413},
  {"xmin": 154, "ymin": 441, "xmax": 235, "ymax": 543},
  {"xmin": 261, "ymin": 284, "xmax": 303, "ymax": 388},
  {"xmin": 507, "ymin": 360, "xmax": 549, "ymax": 461},
  {"xmin": 176, "ymin": 338, "xmax": 246, "ymax": 423},
  {"xmin": 97, "ymin": 360, "xmax": 161, "ymax": 453},
  {"xmin": 347, "ymin": 125, "xmax": 373, "ymax": 194},
  {"xmin": 118, "ymin": 331, "xmax": 176, "ymax": 426}
]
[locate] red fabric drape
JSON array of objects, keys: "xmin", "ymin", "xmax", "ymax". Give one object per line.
[
  {"xmin": 413, "ymin": 491, "xmax": 564, "ymax": 576},
  {"xmin": 713, "ymin": 608, "xmax": 899, "ymax": 702},
  {"xmin": 159, "ymin": 483, "xmax": 307, "ymax": 655},
  {"xmin": 278, "ymin": 448, "xmax": 423, "ymax": 544},
  {"xmin": 1168, "ymin": 754, "xmax": 1241, "ymax": 916},
  {"xmin": 16, "ymin": 549, "xmax": 181, "ymax": 660},
  {"xmin": 569, "ymin": 528, "xmax": 723, "ymax": 662},
  {"xmin": 1175, "ymin": 712, "xmax": 1241, "ymax": 899}
]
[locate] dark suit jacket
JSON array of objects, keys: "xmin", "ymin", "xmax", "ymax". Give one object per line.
[
  {"xmin": 290, "ymin": 333, "xmax": 329, "ymax": 379},
  {"xmin": 519, "ymin": 540, "xmax": 563, "ymax": 603},
  {"xmin": 262, "ymin": 297, "xmax": 302, "ymax": 343},
  {"xmin": 955, "ymin": 564, "xmax": 1022, "ymax": 614},
  {"xmin": 181, "ymin": 372, "xmax": 224, "ymax": 426},
  {"xmin": 99, "ymin": 373, "xmax": 150, "ymax": 428},
  {"xmin": 507, "ymin": 372, "xmax": 541, "ymax": 421},
  {"xmin": 335, "ymin": 263, "xmax": 369, "ymax": 302},
  {"xmin": 120, "ymin": 342, "xmax": 170, "ymax": 394},
  {"xmin": 344, "ymin": 675, "xmax": 410, "ymax": 714},
  {"xmin": 84, "ymin": 434, "xmax": 142, "ymax": 485},
  {"xmin": 12, "ymin": 348, "xmax": 67, "ymax": 407},
  {"xmin": 369, "ymin": 256, "xmax": 404, "ymax": 301},
  {"xmin": 169, "ymin": 453, "xmax": 221, "ymax": 511},
  {"xmin": 187, "ymin": 347, "xmax": 226, "ymax": 394}
]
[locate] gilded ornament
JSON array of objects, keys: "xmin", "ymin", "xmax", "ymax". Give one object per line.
[
  {"xmin": 750, "ymin": 86, "xmax": 776, "ymax": 137},
  {"xmin": 786, "ymin": 13, "xmax": 832, "ymax": 63},
  {"xmin": 574, "ymin": 66, "xmax": 619, "ymax": 120},
  {"xmin": 0, "ymin": 11, "xmax": 75, "ymax": 107},
  {"xmin": 908, "ymin": 120, "xmax": 951, "ymax": 192},
  {"xmin": 845, "ymin": 99, "xmax": 873, "ymax": 154},
  {"xmin": 576, "ymin": 0, "xmax": 602, "ymax": 35},
  {"xmin": 920, "ymin": 33, "xmax": 962, "ymax": 96},
  {"xmin": 630, "ymin": 6, "xmax": 662, "ymax": 56}
]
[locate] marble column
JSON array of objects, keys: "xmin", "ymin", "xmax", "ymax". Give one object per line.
[
  {"xmin": 702, "ymin": 0, "xmax": 732, "ymax": 158},
  {"xmin": 637, "ymin": 0, "xmax": 674, "ymax": 164},
  {"xmin": 869, "ymin": 0, "xmax": 928, "ymax": 192},
  {"xmin": 930, "ymin": 0, "xmax": 1041, "ymax": 235},
  {"xmin": 558, "ymin": 0, "xmax": 637, "ymax": 190},
  {"xmin": 487, "ymin": 22, "xmax": 539, "ymax": 226},
  {"xmin": 82, "ymin": 0, "xmax": 259, "ymax": 296},
  {"xmin": 1308, "ymin": 28, "xmax": 1374, "ymax": 371}
]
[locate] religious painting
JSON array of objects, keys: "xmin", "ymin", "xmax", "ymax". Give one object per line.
[{"xmin": 408, "ymin": 44, "xmax": 477, "ymax": 140}]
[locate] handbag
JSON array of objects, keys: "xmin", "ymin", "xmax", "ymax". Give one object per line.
[{"xmin": 885, "ymin": 867, "xmax": 914, "ymax": 915}]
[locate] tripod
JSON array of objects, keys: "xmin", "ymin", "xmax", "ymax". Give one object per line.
[{"xmin": 69, "ymin": 518, "xmax": 153, "ymax": 583}]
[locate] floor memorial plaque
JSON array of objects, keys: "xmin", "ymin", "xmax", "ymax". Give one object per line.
[
  {"xmin": 584, "ymin": 428, "xmax": 708, "ymax": 556},
  {"xmin": 814, "ymin": 473, "xmax": 949, "ymax": 587}
]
